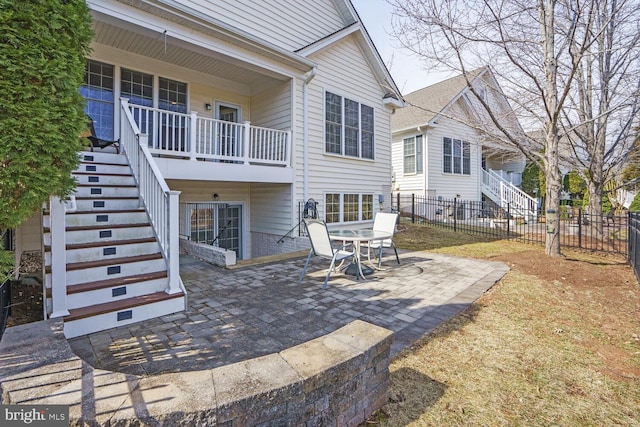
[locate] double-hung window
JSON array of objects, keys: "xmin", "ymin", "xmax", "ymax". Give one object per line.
[
  {"xmin": 81, "ymin": 60, "xmax": 114, "ymax": 140},
  {"xmin": 325, "ymin": 92, "xmax": 374, "ymax": 160},
  {"xmin": 325, "ymin": 193, "xmax": 374, "ymax": 223},
  {"xmin": 443, "ymin": 137, "xmax": 471, "ymax": 175},
  {"xmin": 403, "ymin": 135, "xmax": 423, "ymax": 174}
]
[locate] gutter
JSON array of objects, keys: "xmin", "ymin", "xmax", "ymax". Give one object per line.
[{"xmin": 302, "ymin": 66, "xmax": 317, "ymax": 202}]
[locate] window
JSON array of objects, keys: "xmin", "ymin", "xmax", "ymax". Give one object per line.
[
  {"xmin": 325, "ymin": 193, "xmax": 374, "ymax": 223},
  {"xmin": 159, "ymin": 78, "xmax": 187, "ymax": 113},
  {"xmin": 120, "ymin": 68, "xmax": 153, "ymax": 107},
  {"xmin": 81, "ymin": 60, "xmax": 114, "ymax": 140},
  {"xmin": 443, "ymin": 137, "xmax": 471, "ymax": 175},
  {"xmin": 403, "ymin": 135, "xmax": 423, "ymax": 174},
  {"xmin": 325, "ymin": 91, "xmax": 374, "ymax": 159}
]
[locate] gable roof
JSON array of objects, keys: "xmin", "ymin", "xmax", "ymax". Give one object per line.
[
  {"xmin": 296, "ymin": 0, "xmax": 404, "ymax": 106},
  {"xmin": 392, "ymin": 67, "xmax": 487, "ymax": 132}
]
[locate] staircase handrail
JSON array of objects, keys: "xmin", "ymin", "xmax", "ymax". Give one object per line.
[
  {"xmin": 483, "ymin": 168, "xmax": 537, "ymax": 220},
  {"xmin": 120, "ymin": 98, "xmax": 181, "ymax": 295}
]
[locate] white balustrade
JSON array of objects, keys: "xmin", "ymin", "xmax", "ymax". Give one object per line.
[
  {"xmin": 120, "ymin": 99, "xmax": 181, "ymax": 295},
  {"xmin": 123, "ymin": 104, "xmax": 290, "ymax": 166}
]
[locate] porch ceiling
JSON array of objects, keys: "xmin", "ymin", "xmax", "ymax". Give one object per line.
[{"xmin": 92, "ymin": 19, "xmax": 287, "ymax": 90}]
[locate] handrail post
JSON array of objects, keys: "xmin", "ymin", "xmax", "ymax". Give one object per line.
[
  {"xmin": 578, "ymin": 207, "xmax": 582, "ymax": 248},
  {"xmin": 286, "ymin": 130, "xmax": 293, "ymax": 165},
  {"xmin": 189, "ymin": 111, "xmax": 198, "ymax": 160},
  {"xmin": 166, "ymin": 190, "xmax": 182, "ymax": 294},
  {"xmin": 243, "ymin": 121, "xmax": 251, "ymax": 164},
  {"xmin": 49, "ymin": 197, "xmax": 70, "ymax": 318},
  {"xmin": 454, "ymin": 197, "xmax": 458, "ymax": 232}
]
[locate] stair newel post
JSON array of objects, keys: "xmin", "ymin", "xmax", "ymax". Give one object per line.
[
  {"xmin": 166, "ymin": 190, "xmax": 182, "ymax": 295},
  {"xmin": 243, "ymin": 121, "xmax": 251, "ymax": 164},
  {"xmin": 49, "ymin": 196, "xmax": 70, "ymax": 318},
  {"xmin": 453, "ymin": 197, "xmax": 458, "ymax": 232},
  {"xmin": 189, "ymin": 111, "xmax": 198, "ymax": 161}
]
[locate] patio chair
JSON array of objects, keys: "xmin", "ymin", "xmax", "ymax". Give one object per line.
[
  {"xmin": 363, "ymin": 212, "xmax": 400, "ymax": 268},
  {"xmin": 85, "ymin": 116, "xmax": 120, "ymax": 154},
  {"xmin": 299, "ymin": 219, "xmax": 354, "ymax": 289}
]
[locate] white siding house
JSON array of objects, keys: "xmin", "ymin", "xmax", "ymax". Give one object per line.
[
  {"xmin": 14, "ymin": 0, "xmax": 404, "ymax": 337},
  {"xmin": 391, "ymin": 68, "xmax": 534, "ymax": 217}
]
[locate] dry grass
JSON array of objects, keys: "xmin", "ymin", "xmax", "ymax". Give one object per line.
[{"xmin": 368, "ymin": 221, "xmax": 640, "ymax": 426}]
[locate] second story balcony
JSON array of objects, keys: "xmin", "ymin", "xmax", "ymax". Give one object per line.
[{"xmin": 123, "ymin": 100, "xmax": 294, "ymax": 184}]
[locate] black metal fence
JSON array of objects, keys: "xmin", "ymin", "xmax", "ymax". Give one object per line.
[
  {"xmin": 1, "ymin": 229, "xmax": 12, "ymax": 339},
  {"xmin": 630, "ymin": 212, "xmax": 640, "ymax": 282},
  {"xmin": 393, "ymin": 193, "xmax": 630, "ymax": 256}
]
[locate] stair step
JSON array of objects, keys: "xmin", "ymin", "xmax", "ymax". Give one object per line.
[
  {"xmin": 64, "ymin": 291, "xmax": 184, "ymax": 322},
  {"xmin": 74, "ymin": 184, "xmax": 139, "ymax": 198},
  {"xmin": 66, "ymin": 252, "xmax": 163, "ymax": 271},
  {"xmin": 74, "ymin": 174, "xmax": 136, "ymax": 186},
  {"xmin": 66, "ymin": 237, "xmax": 157, "ymax": 250},
  {"xmin": 76, "ymin": 163, "xmax": 132, "ymax": 175},
  {"xmin": 65, "ymin": 210, "xmax": 148, "ymax": 227},
  {"xmin": 80, "ymin": 152, "xmax": 128, "ymax": 165},
  {"xmin": 67, "ymin": 271, "xmax": 168, "ymax": 295},
  {"xmin": 74, "ymin": 197, "xmax": 140, "ymax": 211}
]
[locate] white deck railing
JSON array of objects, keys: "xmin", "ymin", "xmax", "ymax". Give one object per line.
[
  {"xmin": 120, "ymin": 99, "xmax": 182, "ymax": 295},
  {"xmin": 125, "ymin": 102, "xmax": 292, "ymax": 166},
  {"xmin": 482, "ymin": 168, "xmax": 538, "ymax": 221}
]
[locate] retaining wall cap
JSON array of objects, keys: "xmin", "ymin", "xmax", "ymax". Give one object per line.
[{"xmin": 0, "ymin": 318, "xmax": 393, "ymax": 425}]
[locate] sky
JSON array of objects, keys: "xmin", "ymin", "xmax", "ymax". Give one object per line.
[{"xmin": 350, "ymin": 0, "xmax": 453, "ymax": 95}]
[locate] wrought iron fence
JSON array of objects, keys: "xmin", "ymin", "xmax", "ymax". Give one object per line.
[
  {"xmin": 392, "ymin": 193, "xmax": 629, "ymax": 256},
  {"xmin": 630, "ymin": 212, "xmax": 640, "ymax": 282},
  {"xmin": 1, "ymin": 229, "xmax": 12, "ymax": 339}
]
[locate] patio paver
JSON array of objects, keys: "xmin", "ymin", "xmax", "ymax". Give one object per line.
[{"xmin": 68, "ymin": 250, "xmax": 508, "ymax": 375}]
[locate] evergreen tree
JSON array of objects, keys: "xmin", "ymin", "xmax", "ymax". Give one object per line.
[{"xmin": 0, "ymin": 0, "xmax": 93, "ymax": 280}]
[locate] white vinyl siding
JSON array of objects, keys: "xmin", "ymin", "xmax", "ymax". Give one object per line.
[
  {"xmin": 174, "ymin": 0, "xmax": 345, "ymax": 51},
  {"xmin": 295, "ymin": 35, "xmax": 392, "ymax": 216}
]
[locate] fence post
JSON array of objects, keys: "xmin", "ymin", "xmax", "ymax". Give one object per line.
[
  {"xmin": 396, "ymin": 192, "xmax": 400, "ymax": 215},
  {"xmin": 507, "ymin": 203, "xmax": 510, "ymax": 237},
  {"xmin": 453, "ymin": 198, "xmax": 458, "ymax": 232},
  {"xmin": 411, "ymin": 193, "xmax": 415, "ymax": 223},
  {"xmin": 578, "ymin": 207, "xmax": 582, "ymax": 249}
]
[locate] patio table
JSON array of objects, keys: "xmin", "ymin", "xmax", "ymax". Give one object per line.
[{"xmin": 329, "ymin": 229, "xmax": 391, "ymax": 280}]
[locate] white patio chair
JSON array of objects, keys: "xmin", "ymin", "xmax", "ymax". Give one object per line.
[
  {"xmin": 363, "ymin": 212, "xmax": 400, "ymax": 268},
  {"xmin": 299, "ymin": 219, "xmax": 354, "ymax": 289}
]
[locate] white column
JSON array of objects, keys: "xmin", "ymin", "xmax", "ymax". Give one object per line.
[
  {"xmin": 166, "ymin": 190, "xmax": 182, "ymax": 295},
  {"xmin": 49, "ymin": 197, "xmax": 70, "ymax": 318}
]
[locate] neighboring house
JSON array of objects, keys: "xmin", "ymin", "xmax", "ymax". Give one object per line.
[
  {"xmin": 13, "ymin": 0, "xmax": 404, "ymax": 337},
  {"xmin": 391, "ymin": 67, "xmax": 535, "ymax": 220}
]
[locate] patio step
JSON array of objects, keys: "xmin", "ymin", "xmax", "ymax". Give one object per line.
[
  {"xmin": 63, "ymin": 291, "xmax": 185, "ymax": 338},
  {"xmin": 44, "ymin": 237, "xmax": 160, "ymax": 264},
  {"xmin": 65, "ymin": 271, "xmax": 169, "ymax": 310}
]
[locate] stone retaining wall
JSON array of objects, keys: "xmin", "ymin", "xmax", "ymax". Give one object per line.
[{"xmin": 0, "ymin": 319, "xmax": 393, "ymax": 426}]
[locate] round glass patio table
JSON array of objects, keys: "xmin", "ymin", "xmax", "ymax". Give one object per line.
[{"xmin": 328, "ymin": 229, "xmax": 392, "ymax": 279}]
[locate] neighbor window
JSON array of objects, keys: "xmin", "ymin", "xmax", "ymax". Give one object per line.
[
  {"xmin": 325, "ymin": 91, "xmax": 374, "ymax": 160},
  {"xmin": 325, "ymin": 193, "xmax": 374, "ymax": 223},
  {"xmin": 403, "ymin": 135, "xmax": 423, "ymax": 174},
  {"xmin": 443, "ymin": 137, "xmax": 471, "ymax": 175}
]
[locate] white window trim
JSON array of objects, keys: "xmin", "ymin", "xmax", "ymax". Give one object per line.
[
  {"xmin": 443, "ymin": 137, "xmax": 471, "ymax": 176},
  {"xmin": 403, "ymin": 135, "xmax": 423, "ymax": 175},
  {"xmin": 324, "ymin": 192, "xmax": 375, "ymax": 224},
  {"xmin": 323, "ymin": 90, "xmax": 375, "ymax": 161}
]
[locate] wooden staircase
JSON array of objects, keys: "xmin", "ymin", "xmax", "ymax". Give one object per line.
[{"xmin": 44, "ymin": 151, "xmax": 186, "ymax": 338}]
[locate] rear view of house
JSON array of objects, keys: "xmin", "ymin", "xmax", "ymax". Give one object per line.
[
  {"xmin": 13, "ymin": 0, "xmax": 403, "ymax": 337},
  {"xmin": 391, "ymin": 68, "xmax": 535, "ymax": 221}
]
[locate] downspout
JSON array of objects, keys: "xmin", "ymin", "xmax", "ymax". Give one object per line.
[{"xmin": 302, "ymin": 66, "xmax": 317, "ymax": 202}]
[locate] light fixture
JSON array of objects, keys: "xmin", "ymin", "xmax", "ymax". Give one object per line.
[
  {"xmin": 213, "ymin": 193, "xmax": 219, "ymax": 201},
  {"xmin": 204, "ymin": 103, "xmax": 212, "ymax": 111}
]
